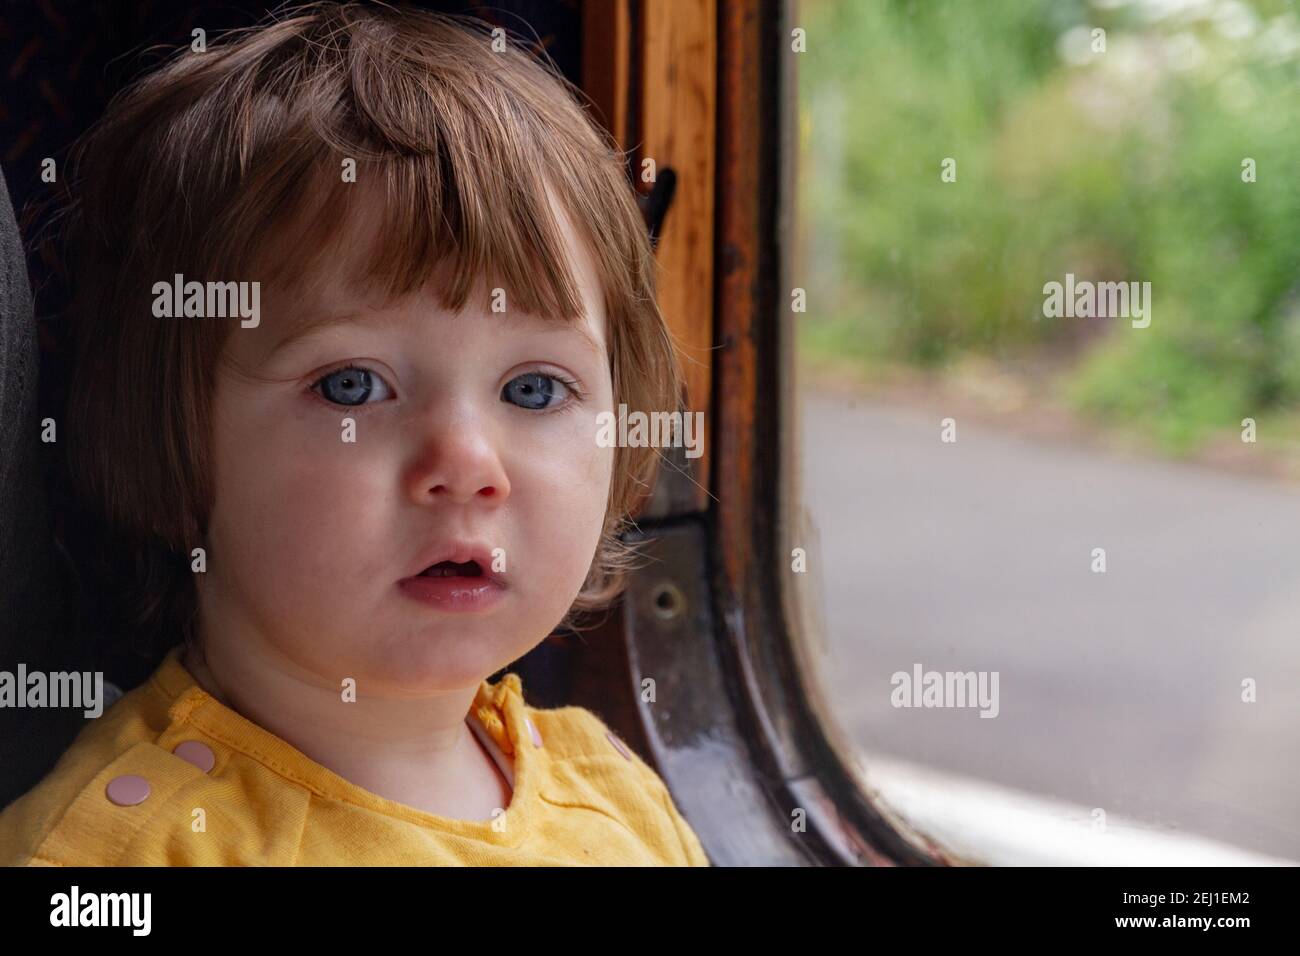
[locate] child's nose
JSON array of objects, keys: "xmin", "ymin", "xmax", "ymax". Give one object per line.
[{"xmin": 404, "ymin": 417, "xmax": 511, "ymax": 506}]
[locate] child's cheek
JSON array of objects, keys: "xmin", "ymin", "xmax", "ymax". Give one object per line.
[
  {"xmin": 210, "ymin": 397, "xmax": 394, "ymax": 594},
  {"xmin": 252, "ymin": 414, "xmax": 398, "ymax": 571},
  {"xmin": 515, "ymin": 409, "xmax": 613, "ymax": 582}
]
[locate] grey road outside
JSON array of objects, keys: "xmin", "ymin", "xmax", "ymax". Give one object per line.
[{"xmin": 797, "ymin": 387, "xmax": 1300, "ymax": 860}]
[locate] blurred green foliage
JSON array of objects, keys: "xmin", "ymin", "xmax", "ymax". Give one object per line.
[{"xmin": 798, "ymin": 0, "xmax": 1300, "ymax": 452}]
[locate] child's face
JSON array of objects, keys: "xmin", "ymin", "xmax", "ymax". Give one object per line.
[{"xmin": 197, "ymin": 203, "xmax": 616, "ymax": 694}]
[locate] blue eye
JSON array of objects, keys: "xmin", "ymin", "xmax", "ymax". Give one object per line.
[
  {"xmin": 314, "ymin": 366, "xmax": 392, "ymax": 406},
  {"xmin": 502, "ymin": 372, "xmax": 576, "ymax": 410}
]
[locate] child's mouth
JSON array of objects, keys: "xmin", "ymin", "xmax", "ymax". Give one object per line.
[
  {"xmin": 418, "ymin": 560, "xmax": 483, "ymax": 578},
  {"xmin": 397, "ymin": 541, "xmax": 504, "ymax": 608},
  {"xmin": 399, "ymin": 552, "xmax": 504, "ymax": 612}
]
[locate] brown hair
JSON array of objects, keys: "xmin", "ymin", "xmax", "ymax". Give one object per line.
[{"xmin": 52, "ymin": 1, "xmax": 683, "ymax": 664}]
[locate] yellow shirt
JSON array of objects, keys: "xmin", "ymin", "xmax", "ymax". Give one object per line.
[{"xmin": 0, "ymin": 645, "xmax": 709, "ymax": 866}]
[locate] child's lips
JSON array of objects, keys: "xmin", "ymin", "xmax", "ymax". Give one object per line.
[
  {"xmin": 399, "ymin": 540, "xmax": 507, "ymax": 610},
  {"xmin": 403, "ymin": 541, "xmax": 506, "ymax": 586},
  {"xmin": 397, "ymin": 574, "xmax": 506, "ymax": 612}
]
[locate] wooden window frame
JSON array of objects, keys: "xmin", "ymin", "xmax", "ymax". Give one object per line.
[{"xmin": 575, "ymin": 0, "xmax": 947, "ymax": 865}]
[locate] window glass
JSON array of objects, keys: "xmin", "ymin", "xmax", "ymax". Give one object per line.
[{"xmin": 793, "ymin": 0, "xmax": 1300, "ymax": 863}]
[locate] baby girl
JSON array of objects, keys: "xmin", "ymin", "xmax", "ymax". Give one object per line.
[{"xmin": 0, "ymin": 2, "xmax": 706, "ymax": 866}]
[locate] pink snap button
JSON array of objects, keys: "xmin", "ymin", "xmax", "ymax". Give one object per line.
[
  {"xmin": 105, "ymin": 774, "xmax": 151, "ymax": 806},
  {"xmin": 606, "ymin": 731, "xmax": 633, "ymax": 761},
  {"xmin": 526, "ymin": 717, "xmax": 543, "ymax": 748},
  {"xmin": 173, "ymin": 740, "xmax": 216, "ymax": 773}
]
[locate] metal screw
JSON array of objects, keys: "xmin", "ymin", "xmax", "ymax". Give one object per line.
[{"xmin": 652, "ymin": 581, "xmax": 685, "ymax": 621}]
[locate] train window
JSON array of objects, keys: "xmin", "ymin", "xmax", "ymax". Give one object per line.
[
  {"xmin": 1, "ymin": 0, "xmax": 1295, "ymax": 901},
  {"xmin": 791, "ymin": 0, "xmax": 1300, "ymax": 864}
]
